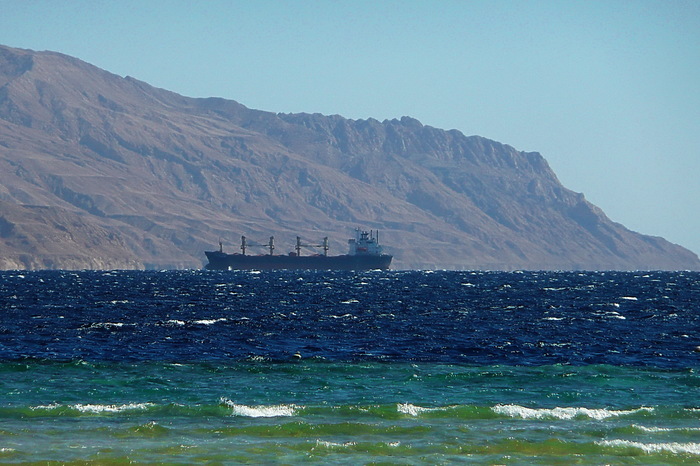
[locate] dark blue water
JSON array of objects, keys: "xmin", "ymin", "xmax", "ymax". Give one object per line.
[
  {"xmin": 1, "ymin": 270, "xmax": 698, "ymax": 366},
  {"xmin": 1, "ymin": 270, "xmax": 699, "ymax": 463}
]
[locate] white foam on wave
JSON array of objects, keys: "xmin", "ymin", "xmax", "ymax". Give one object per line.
[
  {"xmin": 597, "ymin": 439, "xmax": 700, "ymax": 455},
  {"xmin": 74, "ymin": 402, "xmax": 155, "ymax": 413},
  {"xmin": 620, "ymin": 296, "xmax": 638, "ymax": 301},
  {"xmin": 33, "ymin": 402, "xmax": 155, "ymax": 413},
  {"xmin": 597, "ymin": 310, "xmax": 626, "ymax": 319},
  {"xmin": 87, "ymin": 322, "xmax": 128, "ymax": 329},
  {"xmin": 492, "ymin": 404, "xmax": 653, "ymax": 420},
  {"xmin": 223, "ymin": 400, "xmax": 296, "ymax": 417},
  {"xmin": 633, "ymin": 424, "xmax": 700, "ymax": 433},
  {"xmin": 193, "ymin": 318, "xmax": 227, "ymax": 325},
  {"xmin": 341, "ymin": 299, "xmax": 359, "ymax": 304},
  {"xmin": 315, "ymin": 440, "xmax": 357, "ymax": 449},
  {"xmin": 397, "ymin": 403, "xmax": 446, "ymax": 416}
]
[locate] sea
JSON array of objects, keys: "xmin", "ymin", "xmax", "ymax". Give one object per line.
[{"xmin": 0, "ymin": 269, "xmax": 699, "ymax": 464}]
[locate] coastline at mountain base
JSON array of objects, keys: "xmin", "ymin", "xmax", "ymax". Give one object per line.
[{"xmin": 0, "ymin": 44, "xmax": 698, "ymax": 271}]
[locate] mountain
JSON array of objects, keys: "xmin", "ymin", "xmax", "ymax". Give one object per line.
[{"xmin": 0, "ymin": 44, "xmax": 698, "ymax": 270}]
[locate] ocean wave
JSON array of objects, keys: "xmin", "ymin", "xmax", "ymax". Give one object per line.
[
  {"xmin": 597, "ymin": 439, "xmax": 700, "ymax": 455},
  {"xmin": 83, "ymin": 322, "xmax": 132, "ymax": 330},
  {"xmin": 73, "ymin": 402, "xmax": 156, "ymax": 413},
  {"xmin": 193, "ymin": 318, "xmax": 227, "ymax": 325},
  {"xmin": 221, "ymin": 399, "xmax": 297, "ymax": 417},
  {"xmin": 397, "ymin": 403, "xmax": 448, "ymax": 416},
  {"xmin": 631, "ymin": 424, "xmax": 700, "ymax": 433},
  {"xmin": 492, "ymin": 404, "xmax": 653, "ymax": 420},
  {"xmin": 313, "ymin": 439, "xmax": 402, "ymax": 451},
  {"xmin": 201, "ymin": 421, "xmax": 431, "ymax": 437},
  {"xmin": 30, "ymin": 402, "xmax": 155, "ymax": 415},
  {"xmin": 314, "ymin": 440, "xmax": 357, "ymax": 449},
  {"xmin": 164, "ymin": 319, "xmax": 186, "ymax": 326}
]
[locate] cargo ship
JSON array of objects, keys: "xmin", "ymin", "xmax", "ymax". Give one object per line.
[{"xmin": 204, "ymin": 229, "xmax": 393, "ymax": 271}]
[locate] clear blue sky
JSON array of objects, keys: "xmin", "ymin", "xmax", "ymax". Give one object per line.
[{"xmin": 2, "ymin": 0, "xmax": 699, "ymax": 256}]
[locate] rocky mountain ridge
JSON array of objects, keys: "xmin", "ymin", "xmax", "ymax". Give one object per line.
[{"xmin": 1, "ymin": 44, "xmax": 698, "ymax": 270}]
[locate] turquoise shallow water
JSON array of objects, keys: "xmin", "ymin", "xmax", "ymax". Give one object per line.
[
  {"xmin": 0, "ymin": 270, "xmax": 699, "ymax": 463},
  {"xmin": 1, "ymin": 362, "xmax": 700, "ymax": 464}
]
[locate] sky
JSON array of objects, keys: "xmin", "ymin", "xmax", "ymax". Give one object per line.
[{"xmin": 2, "ymin": 0, "xmax": 699, "ymax": 256}]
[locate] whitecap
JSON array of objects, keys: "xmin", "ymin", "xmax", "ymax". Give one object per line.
[
  {"xmin": 247, "ymin": 355, "xmax": 270, "ymax": 362},
  {"xmin": 315, "ymin": 440, "xmax": 357, "ymax": 449},
  {"xmin": 341, "ymin": 299, "xmax": 359, "ymax": 304},
  {"xmin": 633, "ymin": 424, "xmax": 700, "ymax": 433},
  {"xmin": 193, "ymin": 318, "xmax": 227, "ymax": 325},
  {"xmin": 492, "ymin": 404, "xmax": 653, "ymax": 420},
  {"xmin": 598, "ymin": 310, "xmax": 625, "ymax": 319},
  {"xmin": 86, "ymin": 322, "xmax": 128, "ymax": 329},
  {"xmin": 73, "ymin": 402, "xmax": 155, "ymax": 413},
  {"xmin": 597, "ymin": 439, "xmax": 700, "ymax": 455},
  {"xmin": 620, "ymin": 296, "xmax": 638, "ymax": 301},
  {"xmin": 31, "ymin": 403, "xmax": 61, "ymax": 410},
  {"xmin": 223, "ymin": 400, "xmax": 296, "ymax": 417},
  {"xmin": 397, "ymin": 403, "xmax": 445, "ymax": 416}
]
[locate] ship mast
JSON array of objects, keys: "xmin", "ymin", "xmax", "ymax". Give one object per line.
[
  {"xmin": 295, "ymin": 236, "xmax": 330, "ymax": 256},
  {"xmin": 241, "ymin": 235, "xmax": 274, "ymax": 255}
]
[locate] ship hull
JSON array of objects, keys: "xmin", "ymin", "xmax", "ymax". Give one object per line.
[{"xmin": 204, "ymin": 251, "xmax": 392, "ymax": 271}]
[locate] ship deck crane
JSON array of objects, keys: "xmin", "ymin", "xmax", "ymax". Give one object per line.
[
  {"xmin": 240, "ymin": 236, "xmax": 275, "ymax": 255},
  {"xmin": 295, "ymin": 236, "xmax": 329, "ymax": 256}
]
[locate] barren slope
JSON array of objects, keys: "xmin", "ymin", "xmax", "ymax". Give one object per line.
[{"xmin": 0, "ymin": 45, "xmax": 697, "ymax": 270}]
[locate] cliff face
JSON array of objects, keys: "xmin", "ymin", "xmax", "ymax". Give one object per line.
[{"xmin": 0, "ymin": 44, "xmax": 698, "ymax": 270}]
